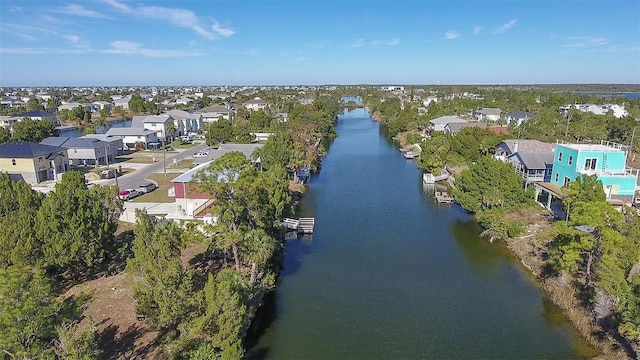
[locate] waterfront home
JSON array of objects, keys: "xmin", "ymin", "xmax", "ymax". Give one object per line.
[
  {"xmin": 428, "ymin": 115, "xmax": 468, "ymax": 132},
  {"xmin": 131, "ymin": 115, "xmax": 177, "ymax": 140},
  {"xmin": 504, "ymin": 111, "xmax": 536, "ymax": 126},
  {"xmin": 495, "ymin": 140, "xmax": 556, "ymax": 189},
  {"xmin": 92, "ymin": 101, "xmax": 113, "ymax": 112},
  {"xmin": 12, "ymin": 110, "xmax": 59, "ymax": 125},
  {"xmin": 560, "ymin": 104, "xmax": 629, "ymax": 118},
  {"xmin": 0, "ymin": 141, "xmax": 68, "ymax": 184},
  {"xmin": 112, "ymin": 97, "xmax": 131, "ymax": 110},
  {"xmin": 549, "ymin": 140, "xmax": 638, "ymax": 202},
  {"xmin": 104, "ymin": 127, "xmax": 159, "ymax": 150},
  {"xmin": 475, "ymin": 108, "xmax": 502, "ymax": 122},
  {"xmin": 171, "ymin": 144, "xmax": 265, "ymax": 219},
  {"xmin": 82, "ymin": 134, "xmax": 124, "ymax": 155},
  {"xmin": 40, "ymin": 136, "xmax": 116, "ymax": 167},
  {"xmin": 197, "ymin": 105, "xmax": 234, "ymax": 124}
]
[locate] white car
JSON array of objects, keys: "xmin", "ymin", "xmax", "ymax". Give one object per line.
[
  {"xmin": 118, "ymin": 189, "xmax": 141, "ymax": 201},
  {"xmin": 193, "ymin": 151, "xmax": 209, "ymax": 158}
]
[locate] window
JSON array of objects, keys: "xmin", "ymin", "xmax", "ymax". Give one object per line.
[
  {"xmin": 11, "ymin": 159, "xmax": 16, "ymax": 166},
  {"xmin": 554, "ymin": 173, "xmax": 559, "ymax": 182},
  {"xmin": 584, "ymin": 158, "xmax": 597, "ymax": 170},
  {"xmin": 563, "ymin": 177, "xmax": 571, "ymax": 187},
  {"xmin": 568, "ymin": 155, "xmax": 573, "ymax": 166},
  {"xmin": 557, "ymin": 152, "xmax": 563, "ymax": 162},
  {"xmin": 546, "ymin": 168, "xmax": 552, "ymax": 176},
  {"xmin": 38, "ymin": 156, "xmax": 43, "ymax": 162}
]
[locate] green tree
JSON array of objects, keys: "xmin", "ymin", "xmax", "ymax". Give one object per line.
[
  {"xmin": 0, "ymin": 266, "xmax": 60, "ymax": 359},
  {"xmin": 55, "ymin": 319, "xmax": 102, "ymax": 360},
  {"xmin": 126, "ymin": 210, "xmax": 198, "ymax": 330},
  {"xmin": 27, "ymin": 98, "xmax": 44, "ymax": 111},
  {"xmin": 165, "ymin": 121, "xmax": 177, "ymax": 142},
  {"xmin": 12, "ymin": 118, "xmax": 59, "ymax": 142},
  {"xmin": 241, "ymin": 229, "xmax": 277, "ymax": 286},
  {"xmin": 129, "ymin": 94, "xmax": 144, "ymax": 113},
  {"xmin": 0, "ymin": 174, "xmax": 45, "ymax": 267},
  {"xmin": 0, "ymin": 125, "xmax": 10, "ymax": 144},
  {"xmin": 453, "ymin": 156, "xmax": 532, "ymax": 214},
  {"xmin": 36, "ymin": 171, "xmax": 120, "ymax": 275},
  {"xmin": 247, "ymin": 109, "xmax": 272, "ymax": 131},
  {"xmin": 206, "ymin": 119, "xmax": 234, "ymax": 146}
]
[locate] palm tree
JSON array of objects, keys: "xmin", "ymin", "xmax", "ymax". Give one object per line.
[
  {"xmin": 241, "ymin": 229, "xmax": 276, "ymax": 286},
  {"xmin": 164, "ymin": 121, "xmax": 176, "ymax": 143}
]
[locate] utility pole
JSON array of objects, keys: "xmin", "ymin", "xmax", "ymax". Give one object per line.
[{"xmin": 163, "ymin": 137, "xmax": 167, "ymax": 178}]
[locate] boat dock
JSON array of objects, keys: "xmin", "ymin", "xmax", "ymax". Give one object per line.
[
  {"xmin": 435, "ymin": 192, "xmax": 454, "ymax": 204},
  {"xmin": 282, "ymin": 217, "xmax": 315, "ymax": 234}
]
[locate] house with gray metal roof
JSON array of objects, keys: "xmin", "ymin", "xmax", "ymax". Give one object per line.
[
  {"xmin": 104, "ymin": 127, "xmax": 159, "ymax": 150},
  {"xmin": 40, "ymin": 136, "xmax": 114, "ymax": 167},
  {"xmin": 495, "ymin": 139, "xmax": 556, "ymax": 188},
  {"xmin": 131, "ymin": 115, "xmax": 176, "ymax": 140},
  {"xmin": 0, "ymin": 141, "xmax": 68, "ymax": 184},
  {"xmin": 504, "ymin": 111, "xmax": 536, "ymax": 126},
  {"xmin": 428, "ymin": 116, "xmax": 468, "ymax": 132}
]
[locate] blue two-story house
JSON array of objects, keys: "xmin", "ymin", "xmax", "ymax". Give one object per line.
[{"xmin": 551, "ymin": 140, "xmax": 639, "ymax": 202}]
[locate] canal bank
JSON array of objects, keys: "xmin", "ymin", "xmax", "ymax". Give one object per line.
[{"xmin": 246, "ymin": 106, "xmax": 598, "ymax": 359}]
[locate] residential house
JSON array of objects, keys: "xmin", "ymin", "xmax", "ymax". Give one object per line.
[
  {"xmin": 171, "ymin": 143, "xmax": 265, "ymax": 218},
  {"xmin": 443, "ymin": 122, "xmax": 485, "ymax": 135},
  {"xmin": 165, "ymin": 109, "xmax": 202, "ymax": 134},
  {"xmin": 0, "ymin": 116, "xmax": 18, "ymax": 132},
  {"xmin": 58, "ymin": 102, "xmax": 92, "ymax": 112},
  {"xmin": 428, "ymin": 116, "xmax": 468, "ymax": 132},
  {"xmin": 475, "ymin": 108, "xmax": 502, "ymax": 122},
  {"xmin": 243, "ymin": 97, "xmax": 268, "ymax": 111},
  {"xmin": 13, "ymin": 110, "xmax": 59, "ymax": 125},
  {"xmin": 495, "ymin": 139, "xmax": 556, "ymax": 188},
  {"xmin": 504, "ymin": 111, "xmax": 536, "ymax": 126},
  {"xmin": 104, "ymin": 127, "xmax": 159, "ymax": 150},
  {"xmin": 0, "ymin": 141, "xmax": 68, "ymax": 184},
  {"xmin": 560, "ymin": 104, "xmax": 628, "ymax": 118},
  {"xmin": 274, "ymin": 112, "xmax": 289, "ymax": 123},
  {"xmin": 112, "ymin": 97, "xmax": 130, "ymax": 110},
  {"xmin": 92, "ymin": 101, "xmax": 113, "ymax": 112},
  {"xmin": 422, "ymin": 96, "xmax": 439, "ymax": 107},
  {"xmin": 81, "ymin": 134, "xmax": 124, "ymax": 155},
  {"xmin": 550, "ymin": 140, "xmax": 639, "ymax": 202},
  {"xmin": 131, "ymin": 115, "xmax": 176, "ymax": 140},
  {"xmin": 40, "ymin": 136, "xmax": 115, "ymax": 167},
  {"xmin": 197, "ymin": 105, "xmax": 233, "ymax": 123}
]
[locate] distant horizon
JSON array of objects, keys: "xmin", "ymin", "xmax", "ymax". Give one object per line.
[
  {"xmin": 1, "ymin": 0, "xmax": 639, "ymax": 87},
  {"xmin": 2, "ymin": 83, "xmax": 640, "ymax": 90}
]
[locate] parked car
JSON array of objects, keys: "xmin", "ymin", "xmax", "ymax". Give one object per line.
[
  {"xmin": 137, "ymin": 182, "xmax": 157, "ymax": 194},
  {"xmin": 193, "ymin": 151, "xmax": 209, "ymax": 158},
  {"xmin": 118, "ymin": 189, "xmax": 140, "ymax": 201}
]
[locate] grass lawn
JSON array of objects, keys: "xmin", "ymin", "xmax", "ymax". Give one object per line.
[
  {"xmin": 170, "ymin": 141, "xmax": 198, "ymax": 149},
  {"xmin": 131, "ymin": 173, "xmax": 175, "ymax": 203}
]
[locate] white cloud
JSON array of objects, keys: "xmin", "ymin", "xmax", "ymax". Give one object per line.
[
  {"xmin": 349, "ymin": 38, "xmax": 367, "ymax": 48},
  {"xmin": 9, "ymin": 6, "xmax": 23, "ymax": 13},
  {"xmin": 371, "ymin": 38, "xmax": 400, "ymax": 46},
  {"xmin": 445, "ymin": 31, "xmax": 460, "ymax": 40},
  {"xmin": 305, "ymin": 40, "xmax": 330, "ymax": 49},
  {"xmin": 564, "ymin": 36, "xmax": 608, "ymax": 48},
  {"xmin": 99, "ymin": 0, "xmax": 234, "ymax": 41},
  {"xmin": 493, "ymin": 19, "xmax": 517, "ymax": 34},
  {"xmin": 0, "ymin": 47, "xmax": 89, "ymax": 55},
  {"xmin": 53, "ymin": 4, "xmax": 111, "ymax": 19},
  {"xmin": 473, "ymin": 26, "xmax": 483, "ymax": 35},
  {"xmin": 103, "ymin": 40, "xmax": 204, "ymax": 57}
]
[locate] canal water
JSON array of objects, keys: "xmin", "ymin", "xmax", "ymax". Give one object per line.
[{"xmin": 246, "ymin": 105, "xmax": 597, "ymax": 359}]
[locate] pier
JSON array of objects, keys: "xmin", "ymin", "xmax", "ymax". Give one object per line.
[{"xmin": 281, "ymin": 217, "xmax": 315, "ymax": 234}]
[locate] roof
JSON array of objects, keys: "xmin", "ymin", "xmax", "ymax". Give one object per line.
[
  {"xmin": 166, "ymin": 109, "xmax": 200, "ymax": 120},
  {"xmin": 105, "ymin": 127, "xmax": 158, "ymax": 136},
  {"xmin": 505, "ymin": 111, "xmax": 536, "ymax": 119},
  {"xmin": 476, "ymin": 108, "xmax": 502, "ymax": 115},
  {"xmin": 243, "ymin": 98, "xmax": 267, "ymax": 105},
  {"xmin": 131, "ymin": 115, "xmax": 172, "ymax": 129},
  {"xmin": 14, "ymin": 110, "xmax": 56, "ymax": 118},
  {"xmin": 445, "ymin": 122, "xmax": 485, "ymax": 133},
  {"xmin": 498, "ymin": 139, "xmax": 555, "ymax": 154},
  {"xmin": 40, "ymin": 136, "xmax": 107, "ymax": 149},
  {"xmin": 197, "ymin": 105, "xmax": 232, "ymax": 113},
  {"xmin": 429, "ymin": 115, "xmax": 468, "ymax": 125},
  {"xmin": 192, "ymin": 143, "xmax": 264, "ymax": 166},
  {"xmin": 510, "ymin": 151, "xmax": 554, "ymax": 170},
  {"xmin": 0, "ymin": 141, "xmax": 66, "ymax": 158},
  {"xmin": 81, "ymin": 134, "xmax": 123, "ymax": 143}
]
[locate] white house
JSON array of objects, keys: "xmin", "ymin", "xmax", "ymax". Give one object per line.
[
  {"xmin": 165, "ymin": 109, "xmax": 202, "ymax": 134},
  {"xmin": 112, "ymin": 97, "xmax": 131, "ymax": 110},
  {"xmin": 131, "ymin": 115, "xmax": 177, "ymax": 140},
  {"xmin": 243, "ymin": 97, "xmax": 268, "ymax": 111},
  {"xmin": 428, "ymin": 116, "xmax": 468, "ymax": 132},
  {"xmin": 104, "ymin": 127, "xmax": 159, "ymax": 150},
  {"xmin": 475, "ymin": 108, "xmax": 502, "ymax": 121},
  {"xmin": 504, "ymin": 111, "xmax": 536, "ymax": 126}
]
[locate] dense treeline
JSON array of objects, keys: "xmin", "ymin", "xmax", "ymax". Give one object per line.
[{"xmin": 0, "ymin": 170, "xmax": 122, "ymax": 358}]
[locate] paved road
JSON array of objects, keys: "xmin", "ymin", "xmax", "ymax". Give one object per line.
[{"xmin": 100, "ymin": 141, "xmax": 209, "ymax": 190}]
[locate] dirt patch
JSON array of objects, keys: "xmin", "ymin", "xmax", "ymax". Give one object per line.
[{"xmin": 64, "ymin": 273, "xmax": 166, "ymax": 359}]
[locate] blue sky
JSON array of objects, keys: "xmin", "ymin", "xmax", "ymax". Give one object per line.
[{"xmin": 0, "ymin": 0, "xmax": 639, "ymax": 86}]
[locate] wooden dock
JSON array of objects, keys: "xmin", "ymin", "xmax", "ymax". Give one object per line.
[
  {"xmin": 282, "ymin": 217, "xmax": 315, "ymax": 234},
  {"xmin": 435, "ymin": 192, "xmax": 454, "ymax": 204}
]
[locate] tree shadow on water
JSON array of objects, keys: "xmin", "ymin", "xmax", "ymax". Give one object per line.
[{"xmin": 244, "ymin": 290, "xmax": 278, "ymax": 359}]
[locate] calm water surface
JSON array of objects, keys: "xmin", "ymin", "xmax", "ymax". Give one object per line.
[{"xmin": 247, "ymin": 106, "xmax": 597, "ymax": 359}]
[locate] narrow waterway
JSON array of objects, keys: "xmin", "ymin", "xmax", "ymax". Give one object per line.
[{"xmin": 247, "ymin": 105, "xmax": 597, "ymax": 359}]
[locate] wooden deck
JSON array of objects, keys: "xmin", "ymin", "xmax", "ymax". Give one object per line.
[
  {"xmin": 282, "ymin": 217, "xmax": 315, "ymax": 234},
  {"xmin": 435, "ymin": 192, "xmax": 454, "ymax": 204}
]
